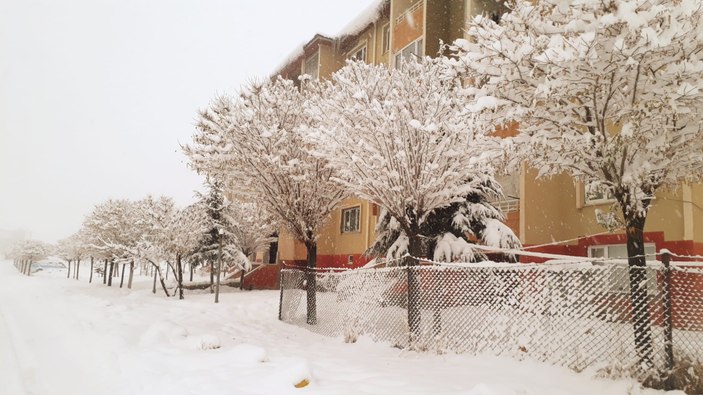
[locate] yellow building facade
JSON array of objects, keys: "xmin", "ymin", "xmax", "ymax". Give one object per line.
[{"xmin": 265, "ymin": 0, "xmax": 703, "ymax": 271}]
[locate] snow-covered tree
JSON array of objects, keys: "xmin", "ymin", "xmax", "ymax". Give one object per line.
[
  {"xmin": 226, "ymin": 200, "xmax": 276, "ymax": 261},
  {"xmin": 83, "ymin": 199, "xmax": 140, "ymax": 287},
  {"xmin": 13, "ymin": 239, "xmax": 51, "ymax": 275},
  {"xmin": 367, "ymin": 178, "xmax": 521, "ymax": 263},
  {"xmin": 225, "ymin": 199, "xmax": 277, "ymax": 287},
  {"xmin": 449, "ymin": 0, "xmax": 703, "ymax": 367},
  {"xmin": 313, "ymin": 58, "xmax": 501, "ymax": 336},
  {"xmin": 56, "ymin": 232, "xmax": 88, "ymax": 279},
  {"xmin": 133, "ymin": 195, "xmax": 179, "ymax": 295},
  {"xmin": 184, "ymin": 78, "xmax": 347, "ymax": 321}
]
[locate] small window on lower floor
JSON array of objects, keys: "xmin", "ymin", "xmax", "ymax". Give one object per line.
[
  {"xmin": 588, "ymin": 243, "xmax": 657, "ymax": 294},
  {"xmin": 341, "ymin": 206, "xmax": 361, "ymax": 233}
]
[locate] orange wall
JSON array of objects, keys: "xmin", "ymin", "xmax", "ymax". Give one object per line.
[{"xmin": 393, "ymin": 1, "xmax": 424, "ymax": 52}]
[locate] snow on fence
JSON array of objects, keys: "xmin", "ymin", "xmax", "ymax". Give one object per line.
[{"xmin": 279, "ymin": 256, "xmax": 703, "ymax": 380}]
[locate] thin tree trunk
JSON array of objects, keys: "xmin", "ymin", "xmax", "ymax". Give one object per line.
[
  {"xmin": 127, "ymin": 261, "xmax": 134, "ymax": 289},
  {"xmin": 156, "ymin": 267, "xmax": 170, "ymax": 297},
  {"xmin": 626, "ymin": 215, "xmax": 654, "ymax": 369},
  {"xmin": 119, "ymin": 263, "xmax": 126, "ymax": 288},
  {"xmin": 189, "ymin": 261, "xmax": 194, "ymax": 282},
  {"xmin": 114, "ymin": 262, "xmax": 119, "ymax": 278},
  {"xmin": 177, "ymin": 254, "xmax": 184, "ymax": 300},
  {"xmin": 305, "ymin": 242, "xmax": 318, "ymax": 325},
  {"xmin": 89, "ymin": 257, "xmax": 94, "ymax": 283},
  {"xmin": 406, "ymin": 233, "xmax": 422, "ymax": 342},
  {"xmin": 75, "ymin": 259, "xmax": 80, "ymax": 280},
  {"xmin": 152, "ymin": 268, "xmax": 157, "ymax": 294},
  {"xmin": 215, "ymin": 240, "xmax": 222, "ymax": 303},
  {"xmin": 103, "ymin": 259, "xmax": 108, "ymax": 284},
  {"xmin": 210, "ymin": 260, "xmax": 215, "ymax": 293},
  {"xmin": 165, "ymin": 264, "xmax": 169, "ymax": 281},
  {"xmin": 67, "ymin": 260, "xmax": 71, "ymax": 278},
  {"xmin": 27, "ymin": 260, "xmax": 33, "ymax": 276},
  {"xmin": 108, "ymin": 260, "xmax": 114, "ymax": 286},
  {"xmin": 240, "ymin": 269, "xmax": 245, "ymax": 291}
]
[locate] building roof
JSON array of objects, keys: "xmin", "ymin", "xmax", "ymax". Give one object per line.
[{"xmin": 271, "ymin": 0, "xmax": 390, "ymax": 77}]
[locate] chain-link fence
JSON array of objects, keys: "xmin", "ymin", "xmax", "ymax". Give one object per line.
[{"xmin": 280, "ymin": 256, "xmax": 703, "ymax": 383}]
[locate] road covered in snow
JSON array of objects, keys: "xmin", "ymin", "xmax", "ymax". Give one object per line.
[{"xmin": 0, "ymin": 260, "xmax": 676, "ymax": 395}]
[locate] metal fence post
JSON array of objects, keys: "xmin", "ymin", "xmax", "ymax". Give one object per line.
[
  {"xmin": 661, "ymin": 251, "xmax": 674, "ymax": 386},
  {"xmin": 278, "ymin": 269, "xmax": 285, "ymax": 321}
]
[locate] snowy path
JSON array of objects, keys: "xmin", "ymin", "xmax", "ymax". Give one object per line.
[{"xmin": 0, "ymin": 261, "xmax": 675, "ymax": 395}]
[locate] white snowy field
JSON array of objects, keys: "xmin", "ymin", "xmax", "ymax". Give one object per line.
[{"xmin": 0, "ymin": 261, "xmax": 680, "ymax": 395}]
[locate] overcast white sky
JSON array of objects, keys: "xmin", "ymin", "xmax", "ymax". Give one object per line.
[{"xmin": 0, "ymin": 0, "xmax": 379, "ymax": 243}]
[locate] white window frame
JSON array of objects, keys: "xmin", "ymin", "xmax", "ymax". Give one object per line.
[
  {"xmin": 393, "ymin": 37, "xmax": 423, "ymax": 69},
  {"xmin": 340, "ymin": 206, "xmax": 361, "ymax": 234},
  {"xmin": 381, "ymin": 23, "xmax": 390, "ymax": 54},
  {"xmin": 348, "ymin": 43, "xmax": 368, "ymax": 63},
  {"xmin": 304, "ymin": 51, "xmax": 320, "ymax": 80},
  {"xmin": 588, "ymin": 243, "xmax": 658, "ymax": 294},
  {"xmin": 584, "ymin": 182, "xmax": 615, "ymax": 205}
]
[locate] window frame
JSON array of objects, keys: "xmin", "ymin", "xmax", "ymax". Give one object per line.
[
  {"xmin": 584, "ymin": 182, "xmax": 615, "ymax": 205},
  {"xmin": 340, "ymin": 205, "xmax": 362, "ymax": 234},
  {"xmin": 304, "ymin": 51, "xmax": 320, "ymax": 80},
  {"xmin": 393, "ymin": 37, "xmax": 424, "ymax": 69},
  {"xmin": 588, "ymin": 243, "xmax": 658, "ymax": 294},
  {"xmin": 381, "ymin": 23, "xmax": 391, "ymax": 54},
  {"xmin": 348, "ymin": 42, "xmax": 368, "ymax": 63}
]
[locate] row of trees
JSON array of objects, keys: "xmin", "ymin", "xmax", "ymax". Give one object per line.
[
  {"xmin": 186, "ymin": 0, "xmax": 703, "ymax": 367},
  {"xmin": 8, "ymin": 180, "xmax": 275, "ymax": 302},
  {"xmin": 8, "ymin": 240, "xmax": 52, "ymax": 275},
  {"xmin": 184, "ymin": 59, "xmax": 522, "ymax": 328}
]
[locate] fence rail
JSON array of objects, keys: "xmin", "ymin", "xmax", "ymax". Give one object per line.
[{"xmin": 280, "ymin": 257, "xmax": 703, "ymax": 384}]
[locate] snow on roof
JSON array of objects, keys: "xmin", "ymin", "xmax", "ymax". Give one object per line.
[
  {"xmin": 272, "ymin": 0, "xmax": 388, "ymax": 77},
  {"xmin": 336, "ymin": 0, "xmax": 388, "ymax": 38},
  {"xmin": 272, "ymin": 41, "xmax": 306, "ymax": 77}
]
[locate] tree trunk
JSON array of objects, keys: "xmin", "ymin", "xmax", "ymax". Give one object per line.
[
  {"xmin": 67, "ymin": 260, "xmax": 71, "ymax": 278},
  {"xmin": 108, "ymin": 260, "xmax": 114, "ymax": 286},
  {"xmin": 114, "ymin": 262, "xmax": 119, "ymax": 278},
  {"xmin": 189, "ymin": 261, "xmax": 194, "ymax": 282},
  {"xmin": 305, "ymin": 242, "xmax": 318, "ymax": 325},
  {"xmin": 177, "ymin": 254, "xmax": 184, "ymax": 300},
  {"xmin": 210, "ymin": 260, "xmax": 215, "ymax": 294},
  {"xmin": 75, "ymin": 259, "xmax": 81, "ymax": 280},
  {"xmin": 119, "ymin": 263, "xmax": 126, "ymax": 288},
  {"xmin": 27, "ymin": 260, "xmax": 33, "ymax": 276},
  {"xmin": 155, "ymin": 266, "xmax": 170, "ymax": 297},
  {"xmin": 152, "ymin": 268, "xmax": 157, "ymax": 294},
  {"xmin": 127, "ymin": 261, "xmax": 134, "ymax": 289},
  {"xmin": 103, "ymin": 259, "xmax": 108, "ymax": 284},
  {"xmin": 165, "ymin": 264, "xmax": 169, "ymax": 281},
  {"xmin": 240, "ymin": 269, "xmax": 245, "ymax": 291},
  {"xmin": 215, "ymin": 240, "xmax": 222, "ymax": 303},
  {"xmin": 626, "ymin": 215, "xmax": 654, "ymax": 369},
  {"xmin": 406, "ymin": 233, "xmax": 422, "ymax": 342},
  {"xmin": 89, "ymin": 257, "xmax": 94, "ymax": 283}
]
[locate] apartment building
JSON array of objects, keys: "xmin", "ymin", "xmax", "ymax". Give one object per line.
[{"xmin": 242, "ymin": 0, "xmax": 703, "ymax": 289}]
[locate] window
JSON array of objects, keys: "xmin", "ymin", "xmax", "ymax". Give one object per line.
[
  {"xmin": 341, "ymin": 206, "xmax": 361, "ymax": 233},
  {"xmin": 588, "ymin": 244, "xmax": 658, "ymax": 294},
  {"xmin": 349, "ymin": 44, "xmax": 367, "ymax": 62},
  {"xmin": 585, "ymin": 182, "xmax": 614, "ymax": 205},
  {"xmin": 394, "ymin": 38, "xmax": 423, "ymax": 68},
  {"xmin": 304, "ymin": 52, "xmax": 319, "ymax": 80},
  {"xmin": 382, "ymin": 23, "xmax": 390, "ymax": 54}
]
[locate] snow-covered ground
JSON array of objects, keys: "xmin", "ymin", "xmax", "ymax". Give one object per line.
[{"xmin": 0, "ymin": 260, "xmax": 679, "ymax": 395}]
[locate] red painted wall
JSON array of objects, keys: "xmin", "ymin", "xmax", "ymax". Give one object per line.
[
  {"xmin": 522, "ymin": 232, "xmax": 703, "ymax": 263},
  {"xmin": 241, "ymin": 264, "xmax": 281, "ymax": 290}
]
